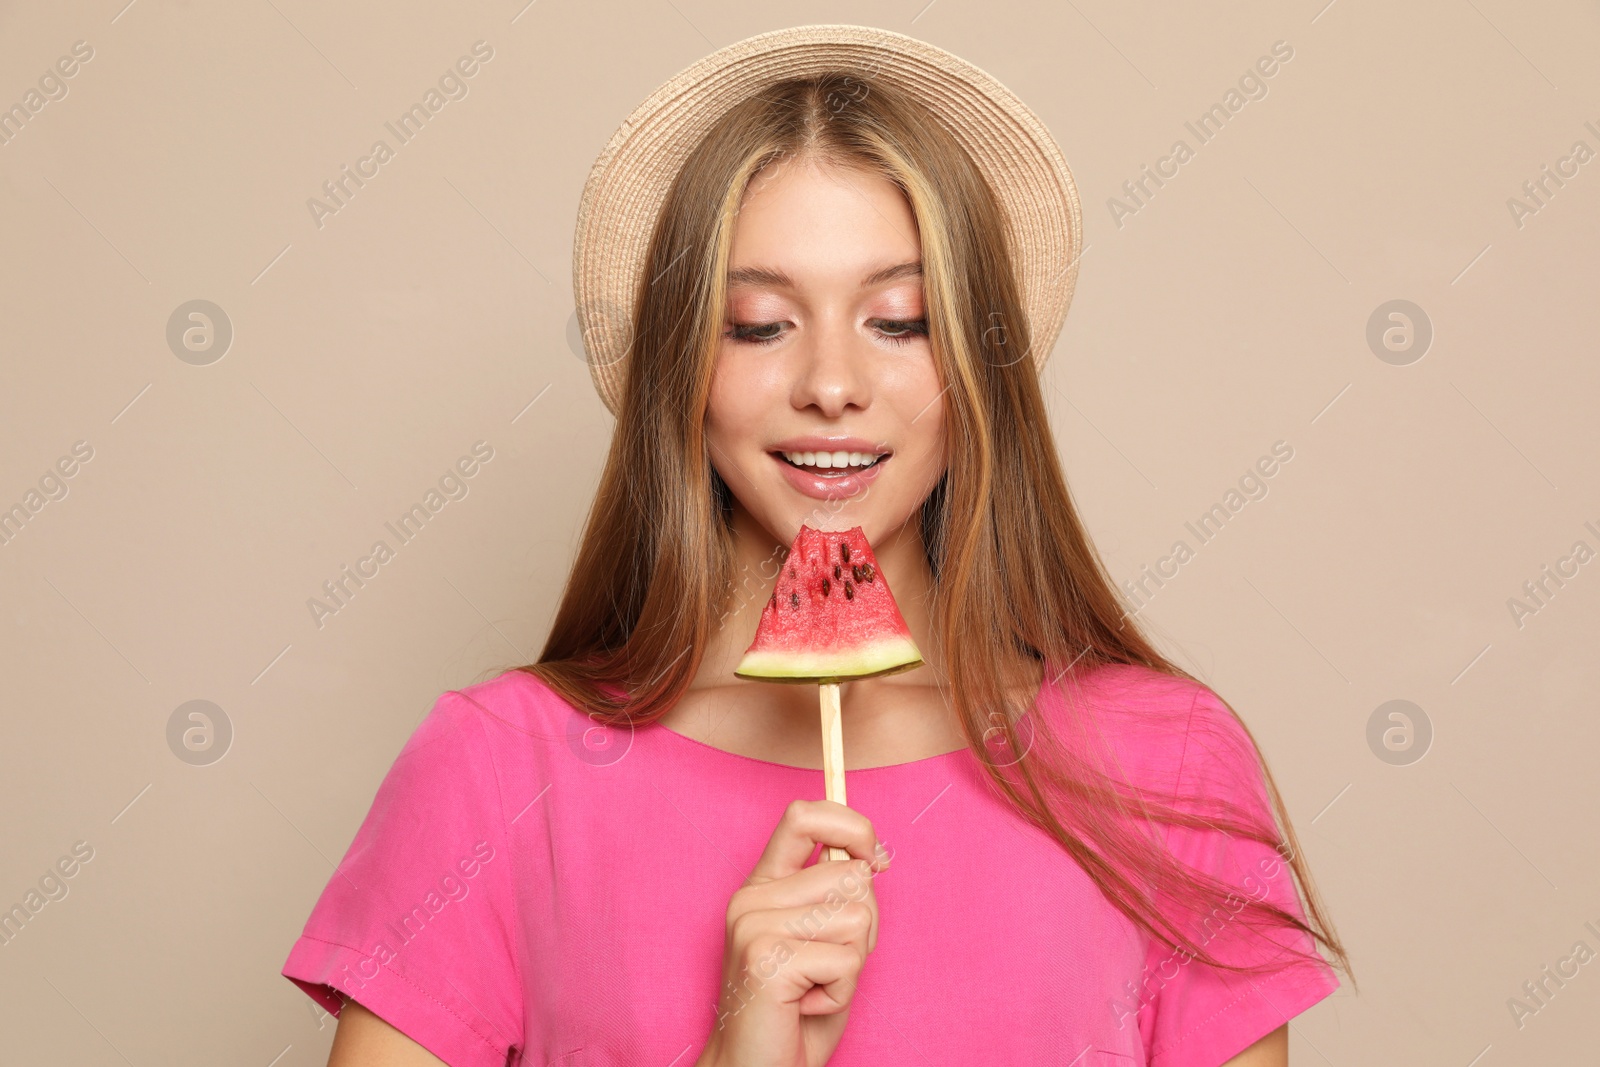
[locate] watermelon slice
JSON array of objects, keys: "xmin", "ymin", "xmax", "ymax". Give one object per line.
[{"xmin": 734, "ymin": 525, "xmax": 923, "ymax": 684}]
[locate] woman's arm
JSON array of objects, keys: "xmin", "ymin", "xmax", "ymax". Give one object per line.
[
  {"xmin": 1221, "ymin": 1023, "xmax": 1288, "ymax": 1066},
  {"xmin": 325, "ymin": 1000, "xmax": 447, "ymax": 1067}
]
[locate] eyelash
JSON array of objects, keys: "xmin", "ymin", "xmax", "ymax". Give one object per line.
[{"xmin": 725, "ymin": 319, "xmax": 929, "ymax": 347}]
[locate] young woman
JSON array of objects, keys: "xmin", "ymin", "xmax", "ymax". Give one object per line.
[{"xmin": 283, "ymin": 26, "xmax": 1352, "ymax": 1067}]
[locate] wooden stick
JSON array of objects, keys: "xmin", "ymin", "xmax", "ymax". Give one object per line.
[{"xmin": 818, "ymin": 681, "xmax": 849, "ymax": 861}]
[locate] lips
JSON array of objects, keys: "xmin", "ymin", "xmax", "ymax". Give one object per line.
[{"xmin": 770, "ymin": 450, "xmax": 889, "ymax": 500}]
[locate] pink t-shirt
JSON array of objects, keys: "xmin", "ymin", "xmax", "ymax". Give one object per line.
[{"xmin": 282, "ymin": 661, "xmax": 1339, "ymax": 1066}]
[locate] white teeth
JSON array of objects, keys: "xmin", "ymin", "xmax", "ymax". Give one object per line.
[{"xmin": 782, "ymin": 450, "xmax": 882, "ymax": 471}]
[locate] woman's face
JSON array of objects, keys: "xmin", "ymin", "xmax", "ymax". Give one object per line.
[{"xmin": 705, "ymin": 157, "xmax": 947, "ymax": 549}]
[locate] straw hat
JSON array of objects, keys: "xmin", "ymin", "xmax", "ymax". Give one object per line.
[{"xmin": 571, "ymin": 23, "xmax": 1084, "ymax": 416}]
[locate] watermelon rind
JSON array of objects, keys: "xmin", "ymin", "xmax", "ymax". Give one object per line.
[
  {"xmin": 734, "ymin": 634, "xmax": 923, "ymax": 684},
  {"xmin": 734, "ymin": 524, "xmax": 925, "ymax": 685}
]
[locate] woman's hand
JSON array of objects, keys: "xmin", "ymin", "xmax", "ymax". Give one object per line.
[{"xmin": 696, "ymin": 798, "xmax": 892, "ymax": 1067}]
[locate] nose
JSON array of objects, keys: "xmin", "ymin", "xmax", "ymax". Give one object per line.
[{"xmin": 789, "ymin": 315, "xmax": 871, "ymax": 418}]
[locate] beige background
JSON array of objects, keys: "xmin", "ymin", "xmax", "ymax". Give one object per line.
[{"xmin": 2, "ymin": 0, "xmax": 1596, "ymax": 1063}]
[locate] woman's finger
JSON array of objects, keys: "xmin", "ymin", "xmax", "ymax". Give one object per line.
[
  {"xmin": 735, "ymin": 936, "xmax": 867, "ymax": 1016},
  {"xmin": 729, "ymin": 859, "xmax": 882, "ymax": 952},
  {"xmin": 746, "ymin": 799, "xmax": 888, "ymax": 884},
  {"xmin": 731, "ymin": 898, "xmax": 876, "ymax": 961},
  {"xmin": 786, "ymin": 940, "xmax": 867, "ymax": 1016}
]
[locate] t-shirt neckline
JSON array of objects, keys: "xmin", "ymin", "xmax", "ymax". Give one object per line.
[{"xmin": 648, "ymin": 663, "xmax": 1053, "ymax": 773}]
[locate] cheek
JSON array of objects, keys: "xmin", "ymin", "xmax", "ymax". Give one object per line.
[
  {"xmin": 909, "ymin": 406, "xmax": 947, "ymax": 474},
  {"xmin": 706, "ymin": 355, "xmax": 748, "ymax": 434},
  {"xmin": 705, "ymin": 353, "xmax": 775, "ymax": 466},
  {"xmin": 888, "ymin": 366, "xmax": 947, "ymax": 463}
]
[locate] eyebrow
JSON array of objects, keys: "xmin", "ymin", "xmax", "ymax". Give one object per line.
[{"xmin": 726, "ymin": 260, "xmax": 922, "ymax": 290}]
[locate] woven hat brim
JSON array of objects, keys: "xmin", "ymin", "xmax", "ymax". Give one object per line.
[{"xmin": 572, "ymin": 23, "xmax": 1084, "ymax": 416}]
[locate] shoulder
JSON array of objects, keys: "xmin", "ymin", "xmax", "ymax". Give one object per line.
[
  {"xmin": 1051, "ymin": 661, "xmax": 1261, "ymax": 807},
  {"xmin": 356, "ymin": 669, "xmax": 591, "ymax": 850},
  {"xmin": 393, "ymin": 668, "xmax": 582, "ymax": 772},
  {"xmin": 452, "ymin": 667, "xmax": 582, "ymax": 735}
]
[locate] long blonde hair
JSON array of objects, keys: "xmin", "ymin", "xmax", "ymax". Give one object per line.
[{"xmin": 518, "ymin": 72, "xmax": 1352, "ymax": 987}]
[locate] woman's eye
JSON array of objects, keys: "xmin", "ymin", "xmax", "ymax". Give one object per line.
[
  {"xmin": 874, "ymin": 319, "xmax": 928, "ymax": 345},
  {"xmin": 725, "ymin": 319, "xmax": 929, "ymax": 347},
  {"xmin": 727, "ymin": 322, "xmax": 786, "ymax": 345}
]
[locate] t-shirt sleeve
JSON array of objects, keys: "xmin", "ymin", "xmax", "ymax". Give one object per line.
[
  {"xmin": 281, "ymin": 689, "xmax": 524, "ymax": 1067},
  {"xmin": 1137, "ymin": 686, "xmax": 1340, "ymax": 1067}
]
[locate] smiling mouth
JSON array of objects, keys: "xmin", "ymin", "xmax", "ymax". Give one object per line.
[{"xmin": 772, "ymin": 450, "xmax": 890, "ymax": 477}]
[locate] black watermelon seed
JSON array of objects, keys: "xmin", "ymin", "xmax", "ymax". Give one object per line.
[
  {"xmin": 863, "ymin": 563, "xmax": 875, "ymax": 582},
  {"xmin": 821, "ymin": 577, "xmax": 831, "ymax": 596},
  {"xmin": 790, "ymin": 592, "xmax": 800, "ymax": 608},
  {"xmin": 841, "ymin": 542, "xmax": 851, "ymax": 562},
  {"xmin": 844, "ymin": 581, "xmax": 854, "ymax": 600},
  {"xmin": 833, "ymin": 563, "xmax": 842, "ymax": 580}
]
